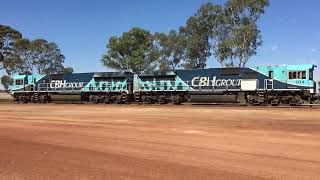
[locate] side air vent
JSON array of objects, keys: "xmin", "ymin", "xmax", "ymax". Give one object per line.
[{"xmin": 219, "ymin": 68, "xmax": 241, "ymax": 76}]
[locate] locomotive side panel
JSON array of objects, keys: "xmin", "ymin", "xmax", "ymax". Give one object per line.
[{"xmin": 133, "ymin": 71, "xmax": 189, "ymax": 104}]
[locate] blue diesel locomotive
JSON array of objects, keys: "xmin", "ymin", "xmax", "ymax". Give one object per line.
[{"xmin": 11, "ymin": 64, "xmax": 318, "ymax": 105}]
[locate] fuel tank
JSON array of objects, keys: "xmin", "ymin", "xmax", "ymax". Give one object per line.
[{"xmin": 190, "ymin": 94, "xmax": 238, "ymax": 103}]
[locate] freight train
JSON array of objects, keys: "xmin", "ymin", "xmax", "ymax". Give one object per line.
[{"xmin": 10, "ymin": 64, "xmax": 318, "ymax": 105}]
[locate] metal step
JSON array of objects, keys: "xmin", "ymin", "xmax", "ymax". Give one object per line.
[
  {"xmin": 32, "ymin": 92, "xmax": 39, "ymax": 102},
  {"xmin": 134, "ymin": 92, "xmax": 140, "ymax": 102}
]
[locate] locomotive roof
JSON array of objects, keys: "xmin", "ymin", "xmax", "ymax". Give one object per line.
[
  {"xmin": 138, "ymin": 71, "xmax": 176, "ymax": 77},
  {"xmin": 12, "ymin": 64, "xmax": 316, "ymax": 78},
  {"xmin": 93, "ymin": 72, "xmax": 133, "ymax": 78}
]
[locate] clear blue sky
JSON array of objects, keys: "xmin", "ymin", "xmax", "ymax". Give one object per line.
[{"xmin": 1, "ymin": 0, "xmax": 319, "ymax": 82}]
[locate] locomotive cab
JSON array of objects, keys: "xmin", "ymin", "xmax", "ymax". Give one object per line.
[
  {"xmin": 12, "ymin": 74, "xmax": 44, "ymax": 92},
  {"xmin": 12, "ymin": 75, "xmax": 26, "ymax": 92},
  {"xmin": 287, "ymin": 64, "xmax": 316, "ymax": 94}
]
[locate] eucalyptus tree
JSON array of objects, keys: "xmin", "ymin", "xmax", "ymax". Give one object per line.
[
  {"xmin": 154, "ymin": 30, "xmax": 186, "ymax": 70},
  {"xmin": 179, "ymin": 3, "xmax": 216, "ymax": 69},
  {"xmin": 100, "ymin": 0, "xmax": 269, "ymax": 70},
  {"xmin": 185, "ymin": 0, "xmax": 269, "ymax": 68},
  {"xmin": 101, "ymin": 27, "xmax": 159, "ymax": 73},
  {"xmin": 0, "ymin": 25, "xmax": 22, "ymax": 71},
  {"xmin": 31, "ymin": 39, "xmax": 65, "ymax": 74},
  {"xmin": 7, "ymin": 38, "xmax": 65, "ymax": 74},
  {"xmin": 214, "ymin": 0, "xmax": 269, "ymax": 67}
]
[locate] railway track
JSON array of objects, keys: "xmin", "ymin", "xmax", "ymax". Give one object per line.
[
  {"xmin": 189, "ymin": 103, "xmax": 320, "ymax": 109},
  {"xmin": 3, "ymin": 98, "xmax": 320, "ymax": 108},
  {"xmin": 56, "ymin": 102, "xmax": 320, "ymax": 109}
]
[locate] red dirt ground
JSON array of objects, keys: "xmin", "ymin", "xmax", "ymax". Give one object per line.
[{"xmin": 0, "ymin": 104, "xmax": 319, "ymax": 180}]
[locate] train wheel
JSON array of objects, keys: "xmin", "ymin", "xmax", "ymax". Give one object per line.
[
  {"xmin": 145, "ymin": 96, "xmax": 155, "ymax": 104},
  {"xmin": 17, "ymin": 97, "xmax": 23, "ymax": 104},
  {"xmin": 21, "ymin": 96, "xmax": 29, "ymax": 103},
  {"xmin": 271, "ymin": 98, "xmax": 280, "ymax": 106},
  {"xmin": 39, "ymin": 95, "xmax": 47, "ymax": 103},
  {"xmin": 88, "ymin": 95, "xmax": 94, "ymax": 103},
  {"xmin": 113, "ymin": 97, "xmax": 118, "ymax": 104},
  {"xmin": 142, "ymin": 95, "xmax": 149, "ymax": 104},
  {"xmin": 158, "ymin": 96, "xmax": 167, "ymax": 104},
  {"xmin": 289, "ymin": 96, "xmax": 302, "ymax": 106},
  {"xmin": 89, "ymin": 95, "xmax": 99, "ymax": 104},
  {"xmin": 145, "ymin": 97, "xmax": 151, "ymax": 104},
  {"xmin": 289, "ymin": 99, "xmax": 297, "ymax": 106},
  {"xmin": 95, "ymin": 95, "xmax": 102, "ymax": 103},
  {"xmin": 114, "ymin": 95, "xmax": 122, "ymax": 104},
  {"xmin": 171, "ymin": 95, "xmax": 182, "ymax": 105},
  {"xmin": 14, "ymin": 95, "xmax": 21, "ymax": 103},
  {"xmin": 103, "ymin": 95, "xmax": 111, "ymax": 104},
  {"xmin": 110, "ymin": 95, "xmax": 119, "ymax": 104}
]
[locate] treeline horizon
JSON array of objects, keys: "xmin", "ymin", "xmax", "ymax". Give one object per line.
[
  {"xmin": 0, "ymin": 25, "xmax": 74, "ymax": 90},
  {"xmin": 1, "ymin": 0, "xmax": 271, "ymax": 90},
  {"xmin": 102, "ymin": 0, "xmax": 270, "ymax": 73}
]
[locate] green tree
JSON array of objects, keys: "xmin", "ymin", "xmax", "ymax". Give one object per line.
[
  {"xmin": 31, "ymin": 39, "xmax": 65, "ymax": 74},
  {"xmin": 6, "ymin": 38, "xmax": 32, "ymax": 74},
  {"xmin": 154, "ymin": 30, "xmax": 186, "ymax": 70},
  {"xmin": 63, "ymin": 67, "xmax": 74, "ymax": 74},
  {"xmin": 7, "ymin": 38, "xmax": 65, "ymax": 74},
  {"xmin": 179, "ymin": 3, "xmax": 216, "ymax": 69},
  {"xmin": 187, "ymin": 1, "xmax": 269, "ymax": 67},
  {"xmin": 214, "ymin": 0, "xmax": 269, "ymax": 67},
  {"xmin": 0, "ymin": 75, "xmax": 13, "ymax": 90},
  {"xmin": 101, "ymin": 27, "xmax": 159, "ymax": 73},
  {"xmin": 0, "ymin": 25, "xmax": 22, "ymax": 70}
]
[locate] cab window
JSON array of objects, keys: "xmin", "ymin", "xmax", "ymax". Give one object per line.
[
  {"xmin": 302, "ymin": 71, "xmax": 306, "ymax": 79},
  {"xmin": 309, "ymin": 70, "xmax": 313, "ymax": 80},
  {"xmin": 15, "ymin": 79, "xmax": 24, "ymax": 85},
  {"xmin": 288, "ymin": 71, "xmax": 307, "ymax": 79}
]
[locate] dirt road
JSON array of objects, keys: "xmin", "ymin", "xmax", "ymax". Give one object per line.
[{"xmin": 0, "ymin": 104, "xmax": 319, "ymax": 180}]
